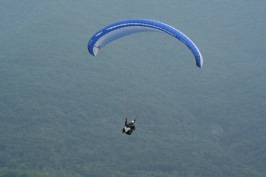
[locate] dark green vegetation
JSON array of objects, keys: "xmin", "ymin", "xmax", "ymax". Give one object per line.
[{"xmin": 1, "ymin": 1, "xmax": 266, "ymax": 177}]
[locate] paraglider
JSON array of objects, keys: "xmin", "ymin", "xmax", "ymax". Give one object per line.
[
  {"xmin": 87, "ymin": 19, "xmax": 203, "ymax": 136},
  {"xmin": 122, "ymin": 118, "xmax": 136, "ymax": 135},
  {"xmin": 88, "ymin": 18, "xmax": 203, "ymax": 68}
]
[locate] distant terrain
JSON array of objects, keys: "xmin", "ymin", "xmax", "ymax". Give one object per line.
[{"xmin": 0, "ymin": 1, "xmax": 265, "ymax": 177}]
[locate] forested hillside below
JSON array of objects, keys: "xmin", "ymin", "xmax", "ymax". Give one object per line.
[{"xmin": 0, "ymin": 1, "xmax": 265, "ymax": 177}]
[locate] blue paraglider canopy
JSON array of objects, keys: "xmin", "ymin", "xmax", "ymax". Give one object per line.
[{"xmin": 88, "ymin": 19, "xmax": 203, "ymax": 68}]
